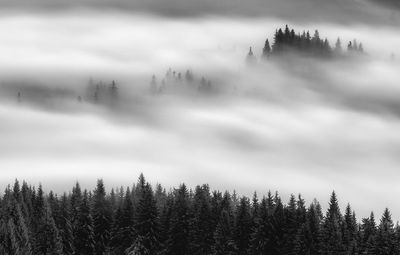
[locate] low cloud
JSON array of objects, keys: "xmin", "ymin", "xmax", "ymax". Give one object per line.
[{"xmin": 1, "ymin": 12, "xmax": 400, "ymax": 218}]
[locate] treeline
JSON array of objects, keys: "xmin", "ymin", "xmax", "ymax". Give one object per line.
[
  {"xmin": 0, "ymin": 175, "xmax": 399, "ymax": 255},
  {"xmin": 150, "ymin": 68, "xmax": 214, "ymax": 95},
  {"xmin": 248, "ymin": 25, "xmax": 365, "ymax": 62}
]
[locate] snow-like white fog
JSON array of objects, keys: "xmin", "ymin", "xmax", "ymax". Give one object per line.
[{"xmin": 1, "ymin": 9, "xmax": 400, "ymax": 219}]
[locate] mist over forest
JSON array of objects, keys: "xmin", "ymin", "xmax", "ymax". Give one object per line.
[{"xmin": 1, "ymin": 0, "xmax": 400, "ymax": 224}]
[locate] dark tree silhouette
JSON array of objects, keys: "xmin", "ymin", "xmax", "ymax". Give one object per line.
[{"xmin": 0, "ymin": 175, "xmax": 400, "ymax": 255}]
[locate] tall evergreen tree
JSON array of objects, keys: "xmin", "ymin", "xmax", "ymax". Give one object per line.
[
  {"xmin": 189, "ymin": 184, "xmax": 214, "ymax": 255},
  {"xmin": 321, "ymin": 191, "xmax": 345, "ymax": 254},
  {"xmin": 374, "ymin": 208, "xmax": 396, "ymax": 255},
  {"xmin": 234, "ymin": 197, "xmax": 252, "ymax": 254},
  {"xmin": 128, "ymin": 182, "xmax": 160, "ymax": 254},
  {"xmin": 35, "ymin": 201, "xmax": 63, "ymax": 255},
  {"xmin": 73, "ymin": 190, "xmax": 95, "ymax": 255},
  {"xmin": 262, "ymin": 39, "xmax": 271, "ymax": 59},
  {"xmin": 92, "ymin": 179, "xmax": 112, "ymax": 255},
  {"xmin": 213, "ymin": 209, "xmax": 237, "ymax": 255},
  {"xmin": 110, "ymin": 188, "xmax": 135, "ymax": 254},
  {"xmin": 165, "ymin": 184, "xmax": 191, "ymax": 255},
  {"xmin": 58, "ymin": 193, "xmax": 74, "ymax": 255}
]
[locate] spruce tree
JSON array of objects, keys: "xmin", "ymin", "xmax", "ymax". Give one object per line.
[
  {"xmin": 189, "ymin": 184, "xmax": 214, "ymax": 255},
  {"xmin": 58, "ymin": 193, "xmax": 74, "ymax": 255},
  {"xmin": 234, "ymin": 197, "xmax": 253, "ymax": 254},
  {"xmin": 321, "ymin": 191, "xmax": 345, "ymax": 254},
  {"xmin": 374, "ymin": 208, "xmax": 396, "ymax": 255},
  {"xmin": 248, "ymin": 197, "xmax": 273, "ymax": 255},
  {"xmin": 213, "ymin": 209, "xmax": 237, "ymax": 255},
  {"xmin": 129, "ymin": 182, "xmax": 160, "ymax": 254},
  {"xmin": 110, "ymin": 188, "xmax": 135, "ymax": 254},
  {"xmin": 92, "ymin": 179, "xmax": 112, "ymax": 255},
  {"xmin": 262, "ymin": 39, "xmax": 271, "ymax": 59},
  {"xmin": 165, "ymin": 184, "xmax": 191, "ymax": 255},
  {"xmin": 35, "ymin": 201, "xmax": 63, "ymax": 254},
  {"xmin": 73, "ymin": 190, "xmax": 95, "ymax": 255}
]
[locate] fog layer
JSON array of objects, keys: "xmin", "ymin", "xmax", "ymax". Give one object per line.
[{"xmin": 1, "ymin": 12, "xmax": 400, "ymax": 218}]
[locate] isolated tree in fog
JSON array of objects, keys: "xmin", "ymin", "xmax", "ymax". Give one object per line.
[
  {"xmin": 246, "ymin": 47, "xmax": 256, "ymax": 65},
  {"xmin": 262, "ymin": 39, "xmax": 271, "ymax": 59},
  {"xmin": 335, "ymin": 38, "xmax": 342, "ymax": 54}
]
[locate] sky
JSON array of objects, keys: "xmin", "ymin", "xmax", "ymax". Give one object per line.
[{"xmin": 1, "ymin": 0, "xmax": 400, "ymax": 219}]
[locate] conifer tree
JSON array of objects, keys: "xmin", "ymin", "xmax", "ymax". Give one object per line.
[
  {"xmin": 189, "ymin": 184, "xmax": 214, "ymax": 255},
  {"xmin": 92, "ymin": 179, "xmax": 112, "ymax": 255},
  {"xmin": 213, "ymin": 209, "xmax": 237, "ymax": 255},
  {"xmin": 35, "ymin": 201, "xmax": 63, "ymax": 254},
  {"xmin": 262, "ymin": 39, "xmax": 271, "ymax": 59},
  {"xmin": 335, "ymin": 38, "xmax": 342, "ymax": 54},
  {"xmin": 343, "ymin": 204, "xmax": 358, "ymax": 253},
  {"xmin": 374, "ymin": 208, "xmax": 396, "ymax": 255},
  {"xmin": 234, "ymin": 197, "xmax": 252, "ymax": 254},
  {"xmin": 246, "ymin": 47, "xmax": 256, "ymax": 65},
  {"xmin": 110, "ymin": 188, "xmax": 135, "ymax": 254},
  {"xmin": 165, "ymin": 184, "xmax": 191, "ymax": 255},
  {"xmin": 359, "ymin": 212, "xmax": 376, "ymax": 254},
  {"xmin": 130, "ymin": 182, "xmax": 160, "ymax": 254},
  {"xmin": 73, "ymin": 190, "xmax": 95, "ymax": 255},
  {"xmin": 58, "ymin": 193, "xmax": 74, "ymax": 255},
  {"xmin": 248, "ymin": 197, "xmax": 273, "ymax": 255},
  {"xmin": 321, "ymin": 191, "xmax": 345, "ymax": 254}
]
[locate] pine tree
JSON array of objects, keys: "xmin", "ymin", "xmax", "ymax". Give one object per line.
[
  {"xmin": 35, "ymin": 201, "xmax": 63, "ymax": 254},
  {"xmin": 262, "ymin": 39, "xmax": 271, "ymax": 59},
  {"xmin": 92, "ymin": 179, "xmax": 112, "ymax": 255},
  {"xmin": 58, "ymin": 193, "xmax": 74, "ymax": 255},
  {"xmin": 283, "ymin": 194, "xmax": 299, "ymax": 254},
  {"xmin": 335, "ymin": 38, "xmax": 342, "ymax": 54},
  {"xmin": 248, "ymin": 196, "xmax": 274, "ymax": 255},
  {"xmin": 130, "ymin": 182, "xmax": 160, "ymax": 254},
  {"xmin": 374, "ymin": 208, "xmax": 395, "ymax": 255},
  {"xmin": 213, "ymin": 209, "xmax": 237, "ymax": 255},
  {"xmin": 300, "ymin": 202, "xmax": 322, "ymax": 254},
  {"xmin": 71, "ymin": 182, "xmax": 82, "ymax": 241},
  {"xmin": 359, "ymin": 212, "xmax": 376, "ymax": 254},
  {"xmin": 189, "ymin": 184, "xmax": 214, "ymax": 255},
  {"xmin": 73, "ymin": 190, "xmax": 95, "ymax": 255},
  {"xmin": 110, "ymin": 188, "xmax": 135, "ymax": 254},
  {"xmin": 343, "ymin": 204, "xmax": 358, "ymax": 253},
  {"xmin": 246, "ymin": 47, "xmax": 256, "ymax": 65},
  {"xmin": 321, "ymin": 191, "xmax": 345, "ymax": 254},
  {"xmin": 165, "ymin": 184, "xmax": 191, "ymax": 255},
  {"xmin": 234, "ymin": 197, "xmax": 252, "ymax": 254}
]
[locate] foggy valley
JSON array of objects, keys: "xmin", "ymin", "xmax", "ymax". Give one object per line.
[{"xmin": 2, "ymin": 0, "xmax": 400, "ymax": 254}]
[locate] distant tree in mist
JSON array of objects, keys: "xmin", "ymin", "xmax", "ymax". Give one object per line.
[
  {"xmin": 262, "ymin": 39, "xmax": 271, "ymax": 60},
  {"xmin": 246, "ymin": 47, "xmax": 257, "ymax": 65}
]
